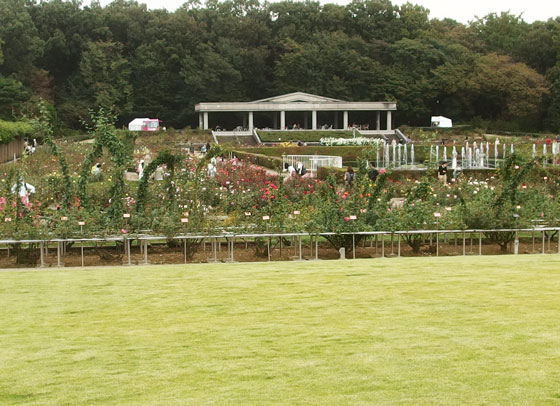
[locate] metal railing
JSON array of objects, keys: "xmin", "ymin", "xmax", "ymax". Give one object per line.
[
  {"xmin": 0, "ymin": 227, "xmax": 559, "ymax": 269},
  {"xmin": 282, "ymin": 154, "xmax": 343, "ymax": 172}
]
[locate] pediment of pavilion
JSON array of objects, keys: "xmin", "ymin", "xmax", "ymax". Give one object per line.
[{"xmin": 251, "ymin": 92, "xmax": 343, "ymax": 104}]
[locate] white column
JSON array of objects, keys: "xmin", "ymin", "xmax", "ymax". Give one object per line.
[
  {"xmin": 343, "ymin": 111, "xmax": 348, "ymax": 129},
  {"xmin": 386, "ymin": 111, "xmax": 392, "ymax": 131},
  {"xmin": 203, "ymin": 112, "xmax": 209, "ymax": 130},
  {"xmin": 248, "ymin": 111, "xmax": 254, "ymax": 131},
  {"xmin": 312, "ymin": 110, "xmax": 317, "ymax": 130},
  {"xmin": 199, "ymin": 113, "xmax": 203, "ymax": 129},
  {"xmin": 376, "ymin": 111, "xmax": 380, "ymax": 131},
  {"xmin": 280, "ymin": 111, "xmax": 286, "ymax": 130}
]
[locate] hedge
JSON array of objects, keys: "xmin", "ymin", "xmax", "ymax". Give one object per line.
[
  {"xmin": 236, "ymin": 146, "xmax": 366, "ymax": 162},
  {"xmin": 0, "ymin": 120, "xmax": 34, "ymax": 144},
  {"xmin": 257, "ymin": 130, "xmax": 354, "ymax": 142},
  {"xmin": 316, "ymin": 166, "xmax": 560, "ymax": 182},
  {"xmin": 232, "ymin": 150, "xmax": 283, "ymax": 171},
  {"xmin": 316, "ymin": 167, "xmax": 504, "ymax": 182}
]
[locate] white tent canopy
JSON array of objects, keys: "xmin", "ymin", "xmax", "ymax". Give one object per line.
[
  {"xmin": 431, "ymin": 116, "xmax": 452, "ymax": 128},
  {"xmin": 128, "ymin": 118, "xmax": 160, "ymax": 131}
]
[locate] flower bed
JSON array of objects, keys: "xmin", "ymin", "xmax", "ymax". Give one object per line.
[{"xmin": 320, "ymin": 137, "xmax": 384, "ymax": 146}]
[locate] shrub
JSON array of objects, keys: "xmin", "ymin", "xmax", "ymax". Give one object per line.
[
  {"xmin": 257, "ymin": 130, "xmax": 354, "ymax": 142},
  {"xmin": 0, "ymin": 120, "xmax": 34, "ymax": 144}
]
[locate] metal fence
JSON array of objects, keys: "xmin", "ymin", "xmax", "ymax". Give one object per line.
[
  {"xmin": 0, "ymin": 227, "xmax": 559, "ymax": 269},
  {"xmin": 282, "ymin": 155, "xmax": 343, "ymax": 172}
]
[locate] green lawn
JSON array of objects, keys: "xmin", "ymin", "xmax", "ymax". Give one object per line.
[{"xmin": 1, "ymin": 256, "xmax": 560, "ymax": 405}]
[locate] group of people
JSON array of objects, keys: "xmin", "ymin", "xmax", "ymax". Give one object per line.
[
  {"xmin": 136, "ymin": 159, "xmax": 165, "ymax": 181},
  {"xmin": 349, "ymin": 123, "xmax": 370, "ymax": 130},
  {"xmin": 23, "ymin": 139, "xmax": 37, "ymax": 156},
  {"xmin": 285, "ymin": 161, "xmax": 307, "ymax": 180},
  {"xmin": 344, "ymin": 162, "xmax": 382, "ymax": 189}
]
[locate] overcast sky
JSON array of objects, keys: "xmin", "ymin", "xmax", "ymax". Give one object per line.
[{"xmin": 97, "ymin": 0, "xmax": 560, "ymax": 23}]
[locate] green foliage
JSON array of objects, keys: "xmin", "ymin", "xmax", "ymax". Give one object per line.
[
  {"xmin": 29, "ymin": 99, "xmax": 73, "ymax": 208},
  {"xmin": 457, "ymin": 154, "xmax": 539, "ymax": 251},
  {"xmin": 78, "ymin": 41, "xmax": 133, "ymax": 120},
  {"xmin": 257, "ymin": 130, "xmax": 354, "ymax": 142},
  {"xmin": 236, "ymin": 146, "xmax": 363, "ymax": 162},
  {"xmin": 0, "ymin": 76, "xmax": 30, "ymax": 120},
  {"xmin": 78, "ymin": 108, "xmax": 129, "ymax": 221},
  {"xmin": 0, "ymin": 119, "xmax": 33, "ymax": 144},
  {"xmin": 0, "ymin": 0, "xmax": 43, "ymax": 79},
  {"xmin": 0, "ymin": 0, "xmax": 557, "ymax": 131},
  {"xmin": 135, "ymin": 150, "xmax": 184, "ymax": 214},
  {"xmin": 305, "ymin": 173, "xmax": 388, "ymax": 251}
]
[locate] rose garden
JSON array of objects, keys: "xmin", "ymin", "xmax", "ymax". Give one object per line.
[{"xmin": 1, "ymin": 107, "xmax": 560, "ymax": 268}]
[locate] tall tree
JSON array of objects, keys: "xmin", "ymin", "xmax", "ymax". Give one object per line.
[
  {"xmin": 78, "ymin": 40, "xmax": 132, "ymax": 121},
  {"xmin": 0, "ymin": 0, "xmax": 43, "ymax": 80},
  {"xmin": 469, "ymin": 53, "xmax": 549, "ymax": 129}
]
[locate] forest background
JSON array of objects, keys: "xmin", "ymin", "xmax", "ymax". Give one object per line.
[{"xmin": 1, "ymin": 0, "xmax": 560, "ymax": 133}]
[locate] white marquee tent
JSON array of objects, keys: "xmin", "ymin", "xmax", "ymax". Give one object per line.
[{"xmin": 431, "ymin": 116, "xmax": 452, "ymax": 128}]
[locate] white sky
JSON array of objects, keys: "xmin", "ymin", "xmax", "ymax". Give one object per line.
[{"xmin": 96, "ymin": 0, "xmax": 560, "ymax": 24}]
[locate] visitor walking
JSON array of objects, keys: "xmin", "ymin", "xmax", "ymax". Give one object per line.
[
  {"xmin": 207, "ymin": 162, "xmax": 216, "ymax": 177},
  {"xmin": 287, "ymin": 163, "xmax": 296, "ymax": 177},
  {"xmin": 91, "ymin": 163, "xmax": 101, "ymax": 177},
  {"xmin": 367, "ymin": 162, "xmax": 379, "ymax": 182},
  {"xmin": 437, "ymin": 162, "xmax": 448, "ymax": 183},
  {"xmin": 345, "ymin": 166, "xmax": 355, "ymax": 188},
  {"xmin": 137, "ymin": 160, "xmax": 145, "ymax": 180},
  {"xmin": 11, "ymin": 178, "xmax": 36, "ymax": 205}
]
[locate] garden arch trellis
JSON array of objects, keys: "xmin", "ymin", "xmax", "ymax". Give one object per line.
[
  {"xmin": 77, "ymin": 110, "xmax": 128, "ymax": 221},
  {"xmin": 135, "ymin": 151, "xmax": 184, "ymax": 213}
]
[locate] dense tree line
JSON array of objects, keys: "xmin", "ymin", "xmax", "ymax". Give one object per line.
[{"xmin": 1, "ymin": 0, "xmax": 560, "ymax": 132}]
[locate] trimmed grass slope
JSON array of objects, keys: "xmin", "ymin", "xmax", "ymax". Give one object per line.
[{"xmin": 1, "ymin": 255, "xmax": 560, "ymax": 405}]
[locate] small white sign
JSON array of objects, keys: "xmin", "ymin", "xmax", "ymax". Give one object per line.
[
  {"xmin": 123, "ymin": 213, "xmax": 131, "ymax": 218},
  {"xmin": 245, "ymin": 212, "xmax": 251, "ymax": 216},
  {"xmin": 293, "ymin": 210, "xmax": 300, "ymax": 215},
  {"xmin": 60, "ymin": 216, "xmax": 68, "ymax": 221},
  {"xmin": 349, "ymin": 215, "xmax": 357, "ymax": 220},
  {"xmin": 434, "ymin": 212, "xmax": 441, "ymax": 218},
  {"xmin": 78, "ymin": 221, "xmax": 85, "ymax": 226},
  {"xmin": 262, "ymin": 215, "xmax": 270, "ymax": 220},
  {"xmin": 4, "ymin": 217, "xmax": 11, "ymax": 222},
  {"xmin": 181, "ymin": 218, "xmax": 189, "ymax": 223}
]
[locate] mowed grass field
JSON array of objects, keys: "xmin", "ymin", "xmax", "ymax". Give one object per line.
[{"xmin": 1, "ymin": 256, "xmax": 560, "ymax": 405}]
